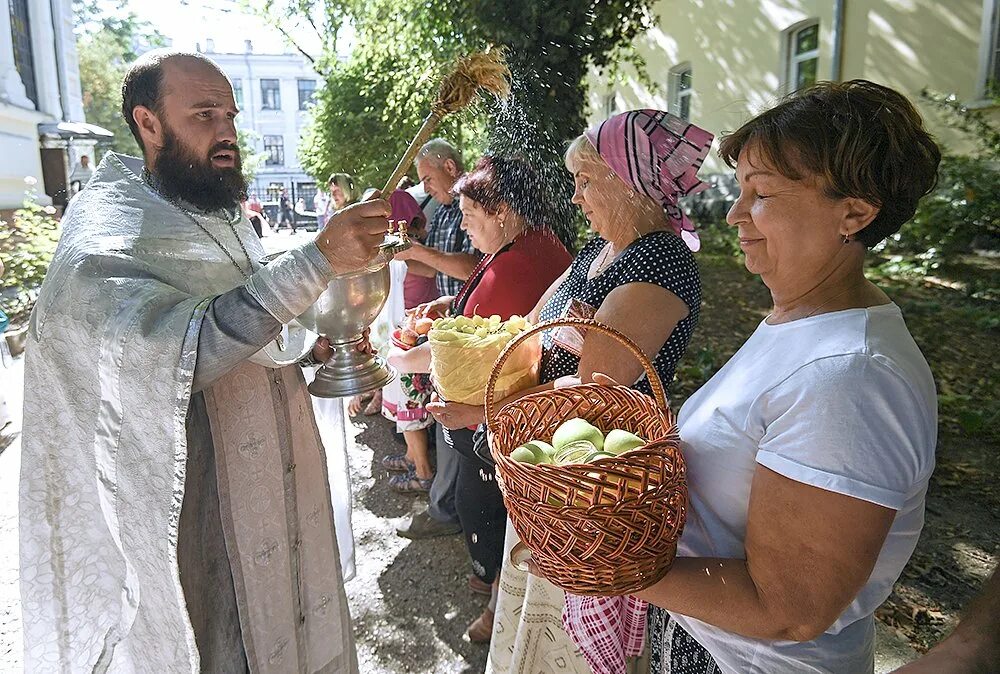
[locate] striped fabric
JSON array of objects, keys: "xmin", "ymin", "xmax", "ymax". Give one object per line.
[{"xmin": 585, "ymin": 110, "xmax": 714, "ymax": 252}]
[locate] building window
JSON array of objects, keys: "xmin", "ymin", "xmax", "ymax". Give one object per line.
[
  {"xmin": 298, "ymin": 79, "xmax": 316, "ymax": 110},
  {"xmin": 788, "ymin": 22, "xmax": 819, "ymax": 92},
  {"xmin": 602, "ymin": 93, "xmax": 616, "ymax": 118},
  {"xmin": 9, "ymin": 0, "xmax": 38, "ymax": 108},
  {"xmin": 232, "ymin": 78, "xmax": 243, "ymax": 108},
  {"xmin": 261, "ymin": 79, "xmax": 281, "ymax": 110},
  {"xmin": 297, "ymin": 182, "xmax": 318, "ymax": 208},
  {"xmin": 264, "ymin": 135, "xmax": 284, "ymax": 166},
  {"xmin": 668, "ymin": 64, "xmax": 692, "ymax": 121}
]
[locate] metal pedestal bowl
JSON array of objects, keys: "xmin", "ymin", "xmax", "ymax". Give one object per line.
[{"xmin": 265, "ymin": 233, "xmax": 409, "ymax": 398}]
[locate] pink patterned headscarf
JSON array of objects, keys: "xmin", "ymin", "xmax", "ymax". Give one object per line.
[{"xmin": 585, "ymin": 110, "xmax": 714, "ymax": 252}]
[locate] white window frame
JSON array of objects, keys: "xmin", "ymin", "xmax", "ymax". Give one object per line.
[
  {"xmin": 260, "ymin": 78, "xmax": 281, "ymax": 111},
  {"xmin": 668, "ymin": 63, "xmax": 692, "ymax": 121},
  {"xmin": 785, "ymin": 20, "xmax": 820, "ymax": 94},
  {"xmin": 602, "ymin": 92, "xmax": 617, "ymax": 118},
  {"xmin": 232, "ymin": 78, "xmax": 243, "ymax": 108},
  {"xmin": 977, "ymin": 0, "xmax": 1000, "ymax": 100},
  {"xmin": 263, "ymin": 135, "xmax": 284, "ymax": 166}
]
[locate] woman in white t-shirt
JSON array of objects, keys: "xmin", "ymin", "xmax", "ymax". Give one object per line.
[{"xmin": 536, "ymin": 80, "xmax": 943, "ymax": 673}]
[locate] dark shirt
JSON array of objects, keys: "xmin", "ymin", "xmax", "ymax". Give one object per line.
[{"xmin": 538, "ymin": 231, "xmax": 701, "ymax": 396}]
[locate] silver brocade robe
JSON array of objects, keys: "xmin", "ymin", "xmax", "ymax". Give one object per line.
[{"xmin": 19, "ymin": 153, "xmax": 358, "ymax": 672}]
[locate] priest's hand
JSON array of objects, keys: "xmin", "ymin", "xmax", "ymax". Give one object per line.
[
  {"xmin": 311, "ymin": 329, "xmax": 374, "ymax": 364},
  {"xmin": 316, "ymin": 198, "xmax": 391, "ymax": 274}
]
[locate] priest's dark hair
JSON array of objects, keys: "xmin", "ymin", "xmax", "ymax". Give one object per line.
[{"xmin": 121, "ymin": 50, "xmax": 226, "ymax": 153}]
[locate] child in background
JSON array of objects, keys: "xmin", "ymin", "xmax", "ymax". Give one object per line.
[{"xmin": 380, "ymin": 189, "xmax": 437, "ymax": 493}]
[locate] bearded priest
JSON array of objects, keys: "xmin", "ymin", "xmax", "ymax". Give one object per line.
[{"xmin": 19, "ymin": 50, "xmax": 388, "ymax": 673}]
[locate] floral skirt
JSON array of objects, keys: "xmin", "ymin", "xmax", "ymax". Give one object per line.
[{"xmin": 381, "ymin": 371, "xmax": 433, "ymax": 432}]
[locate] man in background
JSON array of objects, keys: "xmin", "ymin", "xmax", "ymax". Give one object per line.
[{"xmin": 394, "ymin": 138, "xmax": 481, "ymax": 541}]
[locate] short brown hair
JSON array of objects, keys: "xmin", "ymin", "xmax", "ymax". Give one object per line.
[
  {"xmin": 718, "ymin": 79, "xmax": 941, "ymax": 247},
  {"xmin": 455, "ymin": 155, "xmax": 548, "ymax": 229}
]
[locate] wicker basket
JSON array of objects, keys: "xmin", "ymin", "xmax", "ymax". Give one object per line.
[{"xmin": 487, "ymin": 318, "xmax": 687, "ymax": 596}]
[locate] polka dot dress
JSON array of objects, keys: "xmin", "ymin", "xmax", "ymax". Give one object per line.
[{"xmin": 538, "ymin": 231, "xmax": 701, "ymax": 396}]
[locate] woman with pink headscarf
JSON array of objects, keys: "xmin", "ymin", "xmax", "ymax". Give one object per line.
[{"xmin": 484, "ymin": 110, "xmax": 713, "ymax": 669}]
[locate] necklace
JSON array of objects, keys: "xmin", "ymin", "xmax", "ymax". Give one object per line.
[
  {"xmin": 773, "ymin": 280, "xmax": 869, "ymax": 323},
  {"xmin": 140, "ymin": 168, "xmax": 253, "ymax": 280},
  {"xmin": 592, "ymin": 242, "xmax": 621, "ymax": 278},
  {"xmin": 804, "ymin": 282, "xmax": 866, "ymax": 318},
  {"xmin": 138, "ymin": 166, "xmax": 288, "ymax": 350}
]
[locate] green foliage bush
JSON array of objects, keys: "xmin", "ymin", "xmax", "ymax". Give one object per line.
[
  {"xmin": 877, "ymin": 91, "xmax": 1000, "ymax": 264},
  {"xmin": 0, "ymin": 180, "xmax": 61, "ymax": 323},
  {"xmin": 275, "ymin": 0, "xmax": 657, "ymax": 249}
]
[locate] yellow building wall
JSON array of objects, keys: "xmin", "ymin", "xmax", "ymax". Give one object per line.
[{"xmin": 592, "ymin": 0, "xmax": 992, "ymax": 168}]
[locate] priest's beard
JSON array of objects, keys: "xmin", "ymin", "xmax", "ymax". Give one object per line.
[{"xmin": 152, "ymin": 127, "xmax": 247, "ymax": 211}]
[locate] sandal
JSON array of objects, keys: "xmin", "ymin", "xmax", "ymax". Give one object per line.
[
  {"xmin": 466, "ymin": 608, "xmax": 495, "ymax": 643},
  {"xmin": 381, "ymin": 453, "xmax": 415, "ymax": 473},
  {"xmin": 388, "ymin": 470, "xmax": 434, "ymax": 495}
]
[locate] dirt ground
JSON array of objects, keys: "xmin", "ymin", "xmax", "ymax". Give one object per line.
[{"xmin": 344, "ymin": 415, "xmax": 491, "ymax": 673}]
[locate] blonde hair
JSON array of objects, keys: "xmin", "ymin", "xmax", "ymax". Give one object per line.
[
  {"xmin": 564, "ymin": 134, "xmax": 604, "ymax": 171},
  {"xmin": 327, "ymin": 173, "xmax": 358, "ymax": 205}
]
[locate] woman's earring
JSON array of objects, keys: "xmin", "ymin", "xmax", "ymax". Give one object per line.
[{"xmin": 843, "ymin": 235, "xmax": 851, "ymax": 244}]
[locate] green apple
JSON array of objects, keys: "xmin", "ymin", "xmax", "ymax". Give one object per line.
[
  {"xmin": 552, "ymin": 418, "xmax": 605, "ymax": 452},
  {"xmin": 524, "ymin": 440, "xmax": 555, "ymax": 463},
  {"xmin": 511, "ymin": 446, "xmax": 540, "ymax": 464},
  {"xmin": 604, "ymin": 429, "xmax": 646, "ymax": 456},
  {"xmin": 585, "ymin": 451, "xmax": 617, "ymax": 463}
]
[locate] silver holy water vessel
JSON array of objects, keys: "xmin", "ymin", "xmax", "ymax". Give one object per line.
[
  {"xmin": 267, "ymin": 224, "xmax": 410, "ymax": 398},
  {"xmin": 298, "ymin": 228, "xmax": 408, "ymax": 397}
]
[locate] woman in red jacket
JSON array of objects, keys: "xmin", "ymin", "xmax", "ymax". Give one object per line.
[{"xmin": 389, "ymin": 154, "xmax": 571, "ymax": 639}]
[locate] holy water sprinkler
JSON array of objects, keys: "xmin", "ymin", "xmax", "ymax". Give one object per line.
[
  {"xmin": 381, "ymin": 47, "xmax": 512, "ymax": 195},
  {"xmin": 288, "ymin": 49, "xmax": 511, "ymax": 399}
]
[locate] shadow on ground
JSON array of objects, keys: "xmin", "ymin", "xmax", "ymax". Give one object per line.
[{"xmin": 346, "ymin": 411, "xmax": 490, "ymax": 674}]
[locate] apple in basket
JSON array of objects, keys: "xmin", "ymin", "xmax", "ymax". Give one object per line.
[
  {"xmin": 604, "ymin": 429, "xmax": 645, "ymax": 455},
  {"xmin": 552, "ymin": 418, "xmax": 605, "ymax": 453},
  {"xmin": 511, "ymin": 418, "xmax": 648, "ymax": 467},
  {"xmin": 509, "ymin": 418, "xmax": 651, "ymax": 507}
]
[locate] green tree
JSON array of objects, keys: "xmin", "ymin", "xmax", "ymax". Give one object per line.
[
  {"xmin": 876, "ymin": 90, "xmax": 1000, "ymax": 265},
  {"xmin": 73, "ymin": 0, "xmax": 166, "ymax": 155},
  {"xmin": 251, "ymin": 0, "xmax": 657, "ymax": 245},
  {"xmin": 238, "ymin": 128, "xmax": 266, "ymax": 185}
]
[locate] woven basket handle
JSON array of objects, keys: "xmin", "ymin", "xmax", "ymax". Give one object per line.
[{"xmin": 484, "ymin": 317, "xmax": 668, "ymax": 437}]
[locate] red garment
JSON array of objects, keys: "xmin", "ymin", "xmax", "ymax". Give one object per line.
[
  {"xmin": 458, "ymin": 228, "xmax": 571, "ymax": 320},
  {"xmin": 562, "ymin": 595, "xmax": 648, "ymax": 674},
  {"xmin": 394, "ymin": 189, "xmax": 437, "ymax": 309},
  {"xmin": 388, "ymin": 189, "xmax": 425, "ymax": 230}
]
